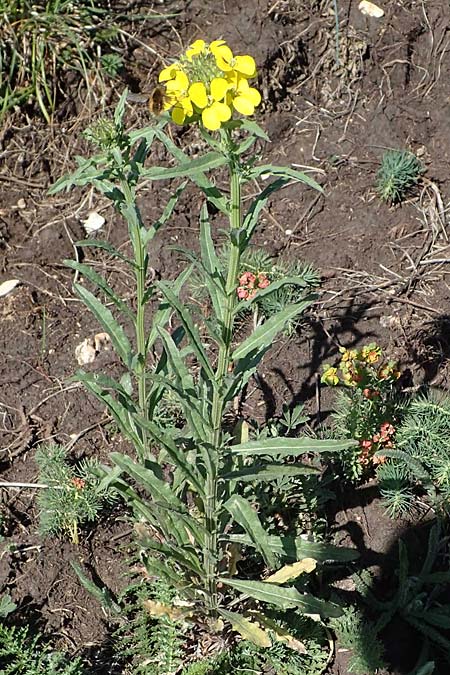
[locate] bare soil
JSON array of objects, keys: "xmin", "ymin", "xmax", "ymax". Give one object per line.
[{"xmin": 1, "ymin": 0, "xmax": 450, "ymax": 672}]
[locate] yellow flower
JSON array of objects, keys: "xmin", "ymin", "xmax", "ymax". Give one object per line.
[
  {"xmin": 321, "ymin": 366, "xmax": 339, "ymax": 387},
  {"xmin": 158, "ymin": 63, "xmax": 183, "ymax": 84},
  {"xmin": 211, "ymin": 42, "xmax": 257, "ymax": 77},
  {"xmin": 185, "ymin": 39, "xmax": 207, "ymax": 60},
  {"xmin": 189, "ymin": 79, "xmax": 231, "ymax": 130},
  {"xmin": 171, "ymin": 96, "xmax": 194, "ymax": 125},
  {"xmin": 227, "ymin": 73, "xmax": 261, "ymax": 115}
]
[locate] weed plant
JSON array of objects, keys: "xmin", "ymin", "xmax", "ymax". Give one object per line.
[
  {"xmin": 35, "ymin": 444, "xmax": 109, "ymax": 544},
  {"xmin": 322, "ymin": 343, "xmax": 402, "ymax": 481},
  {"xmin": 331, "ymin": 606, "xmax": 385, "ymax": 674},
  {"xmin": 377, "ymin": 390, "xmax": 450, "ymax": 517},
  {"xmin": 0, "ymin": 623, "xmax": 84, "ymax": 674},
  {"xmin": 357, "ymin": 522, "xmax": 450, "ymax": 671},
  {"xmin": 377, "ymin": 149, "xmax": 423, "ymax": 204},
  {"xmin": 51, "ymin": 38, "xmax": 358, "ymax": 658}
]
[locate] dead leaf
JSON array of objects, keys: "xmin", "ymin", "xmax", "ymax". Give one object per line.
[
  {"xmin": 220, "ymin": 609, "xmax": 272, "ymax": 648},
  {"xmin": 143, "ymin": 600, "xmax": 192, "ymax": 622},
  {"xmin": 265, "ymin": 558, "xmax": 317, "ymax": 584}
]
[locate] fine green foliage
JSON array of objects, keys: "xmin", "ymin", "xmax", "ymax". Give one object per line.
[
  {"xmin": 0, "ymin": 623, "xmax": 84, "ymax": 674},
  {"xmin": 331, "ymin": 606, "xmax": 385, "ymax": 674},
  {"xmin": 181, "ymin": 614, "xmax": 329, "ymax": 675},
  {"xmin": 358, "ymin": 523, "xmax": 450, "ymax": 668},
  {"xmin": 114, "ymin": 579, "xmax": 184, "ymax": 675},
  {"xmin": 377, "ymin": 390, "xmax": 450, "ymax": 517},
  {"xmin": 377, "ymin": 149, "xmax": 423, "ymax": 204},
  {"xmin": 35, "ymin": 444, "xmax": 109, "ymax": 544}
]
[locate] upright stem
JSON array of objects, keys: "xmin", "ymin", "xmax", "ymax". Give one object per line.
[{"xmin": 204, "ymin": 156, "xmax": 242, "ymax": 614}]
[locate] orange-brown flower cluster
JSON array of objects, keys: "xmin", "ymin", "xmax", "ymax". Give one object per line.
[
  {"xmin": 237, "ymin": 271, "xmax": 270, "ymax": 301},
  {"xmin": 359, "ymin": 421, "xmax": 395, "ymax": 466}
]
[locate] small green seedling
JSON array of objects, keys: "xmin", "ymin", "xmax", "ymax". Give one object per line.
[{"xmin": 377, "ymin": 149, "xmax": 423, "ymax": 204}]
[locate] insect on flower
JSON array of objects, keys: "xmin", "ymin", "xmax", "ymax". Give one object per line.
[{"xmin": 127, "ymin": 86, "xmax": 172, "ymax": 115}]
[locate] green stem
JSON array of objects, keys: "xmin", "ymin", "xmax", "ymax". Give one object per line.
[{"xmin": 204, "ymin": 155, "xmax": 242, "ymax": 615}]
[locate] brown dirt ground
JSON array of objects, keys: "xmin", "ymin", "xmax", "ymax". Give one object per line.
[{"xmin": 1, "ymin": 0, "xmax": 450, "ymax": 672}]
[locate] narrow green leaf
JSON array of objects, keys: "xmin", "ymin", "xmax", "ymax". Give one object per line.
[
  {"xmin": 231, "ymin": 437, "xmax": 357, "ymax": 458},
  {"xmin": 232, "ymin": 299, "xmax": 315, "ymax": 362},
  {"xmin": 154, "ymin": 128, "xmax": 227, "ymax": 213},
  {"xmin": 142, "ymin": 151, "xmax": 227, "ymax": 180},
  {"xmin": 234, "ymin": 275, "xmax": 314, "ymax": 314},
  {"xmin": 110, "ymin": 452, "xmax": 184, "ymax": 511},
  {"xmin": 222, "ymin": 462, "xmax": 319, "ymax": 482},
  {"xmin": 242, "ymin": 178, "xmax": 289, "ymax": 246},
  {"xmin": 199, "ymin": 204, "xmax": 224, "ymax": 321},
  {"xmin": 156, "ymin": 328, "xmax": 209, "ymax": 441},
  {"xmin": 74, "ymin": 239, "xmax": 135, "ymax": 266},
  {"xmin": 75, "ymin": 371, "xmax": 144, "ymax": 453},
  {"xmin": 222, "ymin": 533, "xmax": 359, "ymax": 562},
  {"xmin": 249, "ymin": 165, "xmax": 323, "ymax": 192},
  {"xmin": 224, "ymin": 494, "xmax": 277, "ymax": 568},
  {"xmin": 73, "ymin": 283, "xmax": 132, "ymax": 367},
  {"xmin": 139, "ymin": 417, "xmax": 205, "ymax": 496},
  {"xmin": 143, "ymin": 181, "xmax": 187, "ymax": 246},
  {"xmin": 157, "ymin": 281, "xmax": 215, "ymax": 381},
  {"xmin": 219, "ymin": 578, "xmax": 342, "ymax": 618},
  {"xmin": 65, "ymin": 260, "xmax": 134, "ymax": 320},
  {"xmin": 238, "ymin": 119, "xmax": 270, "ymax": 141},
  {"xmin": 146, "ymin": 265, "xmax": 192, "ymax": 352}
]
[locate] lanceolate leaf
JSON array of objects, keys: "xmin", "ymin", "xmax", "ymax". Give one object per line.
[
  {"xmin": 219, "ymin": 609, "xmax": 271, "ymax": 647},
  {"xmin": 73, "ymin": 283, "xmax": 132, "ymax": 368},
  {"xmin": 222, "ymin": 533, "xmax": 359, "ymax": 563},
  {"xmin": 110, "ymin": 452, "xmax": 186, "ymax": 511},
  {"xmin": 142, "ymin": 181, "xmax": 187, "ymax": 246},
  {"xmin": 74, "ymin": 239, "xmax": 135, "ymax": 266},
  {"xmin": 219, "ymin": 577, "xmax": 342, "ymax": 617},
  {"xmin": 65, "ymin": 260, "xmax": 134, "ymax": 320},
  {"xmin": 199, "ymin": 205, "xmax": 224, "ymax": 321},
  {"xmin": 248, "ymin": 165, "xmax": 323, "ymax": 192},
  {"xmin": 139, "ymin": 417, "xmax": 205, "ymax": 496},
  {"xmin": 75, "ymin": 371, "xmax": 144, "ymax": 453},
  {"xmin": 158, "ymin": 281, "xmax": 215, "ymax": 381},
  {"xmin": 142, "ymin": 152, "xmax": 227, "ymax": 180},
  {"xmin": 242, "ymin": 178, "xmax": 289, "ymax": 247},
  {"xmin": 222, "ymin": 462, "xmax": 319, "ymax": 482},
  {"xmin": 154, "ymin": 128, "xmax": 227, "ymax": 213},
  {"xmin": 234, "ymin": 275, "xmax": 315, "ymax": 314},
  {"xmin": 223, "ymin": 494, "xmax": 277, "ymax": 569},
  {"xmin": 146, "ymin": 266, "xmax": 192, "ymax": 352},
  {"xmin": 232, "ymin": 299, "xmax": 315, "ymax": 362},
  {"xmin": 231, "ymin": 437, "xmax": 357, "ymax": 459}
]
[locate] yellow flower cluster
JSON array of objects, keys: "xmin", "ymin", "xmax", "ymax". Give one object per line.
[
  {"xmin": 321, "ymin": 343, "xmax": 401, "ymax": 389},
  {"xmin": 158, "ymin": 39, "xmax": 261, "ymax": 131}
]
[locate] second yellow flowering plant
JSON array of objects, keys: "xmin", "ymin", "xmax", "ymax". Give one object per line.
[{"xmin": 51, "ymin": 39, "xmax": 357, "ymax": 653}]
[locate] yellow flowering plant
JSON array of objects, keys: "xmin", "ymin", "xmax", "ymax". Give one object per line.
[
  {"xmin": 51, "ymin": 39, "xmax": 358, "ymax": 652},
  {"xmin": 321, "ymin": 342, "xmax": 402, "ymax": 480}
]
